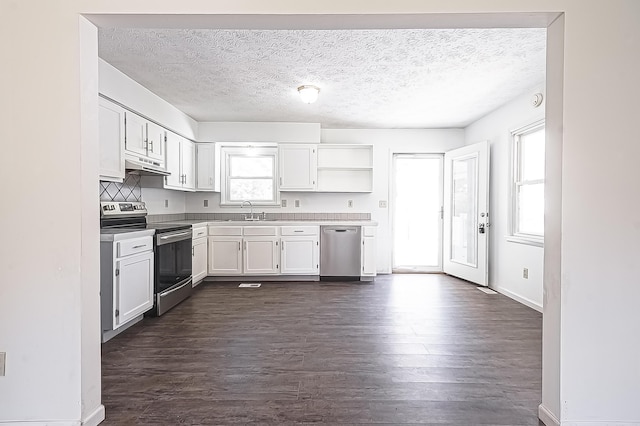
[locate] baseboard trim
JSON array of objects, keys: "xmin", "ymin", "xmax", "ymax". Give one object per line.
[
  {"xmin": 538, "ymin": 404, "xmax": 560, "ymax": 426},
  {"xmin": 492, "ymin": 284, "xmax": 543, "ymax": 312},
  {"xmin": 82, "ymin": 405, "xmax": 105, "ymax": 426},
  {"xmin": 0, "ymin": 422, "xmax": 80, "ymax": 425}
]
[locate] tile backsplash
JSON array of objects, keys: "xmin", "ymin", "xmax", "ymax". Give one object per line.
[
  {"xmin": 147, "ymin": 212, "xmax": 371, "ymax": 223},
  {"xmin": 99, "ymin": 174, "xmax": 142, "ymax": 202}
]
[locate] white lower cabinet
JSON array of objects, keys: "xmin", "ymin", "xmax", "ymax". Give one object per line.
[
  {"xmin": 208, "ymin": 237, "xmax": 243, "ymax": 275},
  {"xmin": 114, "ymin": 250, "xmax": 154, "ymax": 328},
  {"xmin": 206, "ymin": 224, "xmax": 370, "ymax": 278},
  {"xmin": 192, "ymin": 227, "xmax": 208, "ymax": 286},
  {"xmin": 208, "ymin": 226, "xmax": 280, "ymax": 276},
  {"xmin": 361, "ymin": 226, "xmax": 377, "ymax": 277},
  {"xmin": 281, "ymin": 226, "xmax": 319, "ymax": 275},
  {"xmin": 243, "ymin": 237, "xmax": 280, "ymax": 275}
]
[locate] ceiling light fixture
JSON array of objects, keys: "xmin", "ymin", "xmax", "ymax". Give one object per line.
[{"xmin": 297, "ymin": 85, "xmax": 320, "ymax": 104}]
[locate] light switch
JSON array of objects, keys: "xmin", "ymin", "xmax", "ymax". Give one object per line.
[
  {"xmin": 348, "ymin": 200, "xmax": 353, "ymax": 208},
  {"xmin": 379, "ymin": 200, "xmax": 387, "ymax": 208},
  {"xmin": 204, "ymin": 199, "xmax": 209, "ymax": 207},
  {"xmin": 281, "ymin": 200, "xmax": 287, "ymax": 207},
  {"xmin": 295, "ymin": 200, "xmax": 300, "ymax": 208}
]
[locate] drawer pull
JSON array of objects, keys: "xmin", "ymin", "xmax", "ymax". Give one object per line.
[{"xmin": 132, "ymin": 244, "xmax": 146, "ymax": 249}]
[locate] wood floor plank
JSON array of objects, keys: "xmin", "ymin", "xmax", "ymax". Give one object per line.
[{"xmin": 101, "ymin": 274, "xmax": 543, "ymax": 425}]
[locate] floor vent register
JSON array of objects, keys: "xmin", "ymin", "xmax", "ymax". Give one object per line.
[{"xmin": 239, "ymin": 283, "xmax": 262, "ymax": 288}]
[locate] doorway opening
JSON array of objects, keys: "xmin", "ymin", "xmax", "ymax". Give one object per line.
[{"xmin": 392, "ymin": 154, "xmax": 443, "ymax": 273}]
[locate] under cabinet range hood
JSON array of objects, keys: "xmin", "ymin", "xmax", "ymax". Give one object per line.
[{"xmin": 124, "ymin": 156, "xmax": 170, "ymax": 176}]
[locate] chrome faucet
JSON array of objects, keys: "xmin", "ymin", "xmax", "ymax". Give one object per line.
[{"xmin": 241, "ymin": 200, "xmax": 256, "ymax": 221}]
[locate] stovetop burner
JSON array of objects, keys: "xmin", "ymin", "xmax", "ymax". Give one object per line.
[{"xmin": 99, "ymin": 201, "xmax": 190, "ymax": 234}]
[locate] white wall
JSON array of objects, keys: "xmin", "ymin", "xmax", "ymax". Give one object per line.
[
  {"xmin": 0, "ymin": 5, "xmax": 93, "ymax": 424},
  {"xmin": 99, "ymin": 59, "xmax": 198, "ymax": 140},
  {"xmin": 186, "ymin": 128, "xmax": 465, "ymax": 273},
  {"xmin": 464, "ymin": 84, "xmax": 546, "ymax": 311},
  {"xmin": 142, "ymin": 187, "xmax": 187, "ymax": 215},
  {"xmin": 79, "ymin": 17, "xmax": 105, "ymax": 425},
  {"xmin": 3, "ymin": 2, "xmax": 640, "ymax": 425},
  {"xmin": 199, "ymin": 121, "xmax": 320, "ymax": 143},
  {"xmin": 541, "ymin": 14, "xmax": 563, "ymax": 425},
  {"xmin": 559, "ymin": 3, "xmax": 640, "ymax": 423}
]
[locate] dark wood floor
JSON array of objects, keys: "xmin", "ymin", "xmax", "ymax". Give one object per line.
[{"xmin": 101, "ymin": 274, "xmax": 543, "ymax": 425}]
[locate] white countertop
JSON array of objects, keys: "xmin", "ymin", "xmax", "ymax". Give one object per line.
[
  {"xmin": 158, "ymin": 220, "xmax": 378, "ymax": 227},
  {"xmin": 100, "ymin": 229, "xmax": 155, "ymax": 242}
]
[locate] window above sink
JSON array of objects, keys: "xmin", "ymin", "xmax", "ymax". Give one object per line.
[{"xmin": 220, "ymin": 144, "xmax": 280, "ymax": 206}]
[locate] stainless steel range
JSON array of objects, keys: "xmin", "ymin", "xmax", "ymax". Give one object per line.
[{"xmin": 100, "ymin": 201, "xmax": 193, "ymax": 317}]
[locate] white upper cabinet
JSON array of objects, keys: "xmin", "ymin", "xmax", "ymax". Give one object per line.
[
  {"xmin": 164, "ymin": 131, "xmax": 182, "ymax": 188},
  {"xmin": 279, "ymin": 144, "xmax": 318, "ymax": 191},
  {"xmin": 146, "ymin": 121, "xmax": 165, "ymax": 161},
  {"xmin": 181, "ymin": 140, "xmax": 195, "ymax": 190},
  {"xmin": 98, "ymin": 97, "xmax": 125, "ymax": 182},
  {"xmin": 196, "ymin": 143, "xmax": 220, "ymax": 192},
  {"xmin": 164, "ymin": 131, "xmax": 195, "ymax": 192},
  {"xmin": 124, "ymin": 111, "xmax": 147, "ymax": 157},
  {"xmin": 123, "ymin": 111, "xmax": 166, "ymax": 167},
  {"xmin": 316, "ymin": 144, "xmax": 374, "ymax": 193}
]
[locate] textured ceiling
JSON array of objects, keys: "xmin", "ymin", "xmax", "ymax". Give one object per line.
[{"xmin": 98, "ymin": 28, "xmax": 546, "ymax": 129}]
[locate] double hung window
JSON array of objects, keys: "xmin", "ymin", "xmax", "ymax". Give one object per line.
[
  {"xmin": 511, "ymin": 120, "xmax": 545, "ymax": 244},
  {"xmin": 221, "ymin": 146, "xmax": 278, "ymax": 205}
]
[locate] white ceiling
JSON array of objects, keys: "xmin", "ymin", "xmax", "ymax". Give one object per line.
[{"xmin": 98, "ymin": 28, "xmax": 546, "ymax": 129}]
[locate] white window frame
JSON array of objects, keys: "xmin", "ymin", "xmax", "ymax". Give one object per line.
[
  {"xmin": 508, "ymin": 119, "xmax": 545, "ymax": 247},
  {"xmin": 220, "ymin": 144, "xmax": 279, "ymax": 206}
]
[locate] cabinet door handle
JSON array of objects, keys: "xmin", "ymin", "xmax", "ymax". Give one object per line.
[
  {"xmin": 280, "ymin": 177, "xmax": 283, "ymax": 186},
  {"xmin": 209, "ymin": 177, "xmax": 213, "ymax": 185},
  {"xmin": 238, "ymin": 241, "xmax": 241, "ymax": 251},
  {"xmin": 192, "ymin": 247, "xmax": 194, "ymax": 256}
]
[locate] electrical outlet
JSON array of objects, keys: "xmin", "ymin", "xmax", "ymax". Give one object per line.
[
  {"xmin": 0, "ymin": 352, "xmax": 5, "ymax": 376},
  {"xmin": 348, "ymin": 200, "xmax": 353, "ymax": 208},
  {"xmin": 281, "ymin": 199, "xmax": 287, "ymax": 208},
  {"xmin": 294, "ymin": 200, "xmax": 300, "ymax": 208},
  {"xmin": 204, "ymin": 199, "xmax": 209, "ymax": 207},
  {"xmin": 379, "ymin": 200, "xmax": 387, "ymax": 208},
  {"xmin": 523, "ymin": 268, "xmax": 529, "ymax": 279},
  {"xmin": 164, "ymin": 199, "xmax": 169, "ymax": 208}
]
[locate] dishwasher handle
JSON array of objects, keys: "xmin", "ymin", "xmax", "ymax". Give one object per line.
[{"xmin": 323, "ymin": 227, "xmax": 359, "ymax": 233}]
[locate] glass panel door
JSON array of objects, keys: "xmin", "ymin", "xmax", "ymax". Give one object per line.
[
  {"xmin": 392, "ymin": 154, "xmax": 443, "ymax": 272},
  {"xmin": 451, "ymin": 155, "xmax": 478, "ymax": 266},
  {"xmin": 443, "ymin": 141, "xmax": 489, "ymax": 286}
]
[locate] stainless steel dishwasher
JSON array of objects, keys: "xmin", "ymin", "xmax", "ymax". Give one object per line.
[{"xmin": 320, "ymin": 226, "xmax": 362, "ymax": 280}]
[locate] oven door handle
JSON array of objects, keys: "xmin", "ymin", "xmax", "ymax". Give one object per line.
[
  {"xmin": 160, "ymin": 279, "xmax": 191, "ymax": 297},
  {"xmin": 160, "ymin": 231, "xmax": 191, "ymax": 240},
  {"xmin": 157, "ymin": 231, "xmax": 192, "ymax": 245}
]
